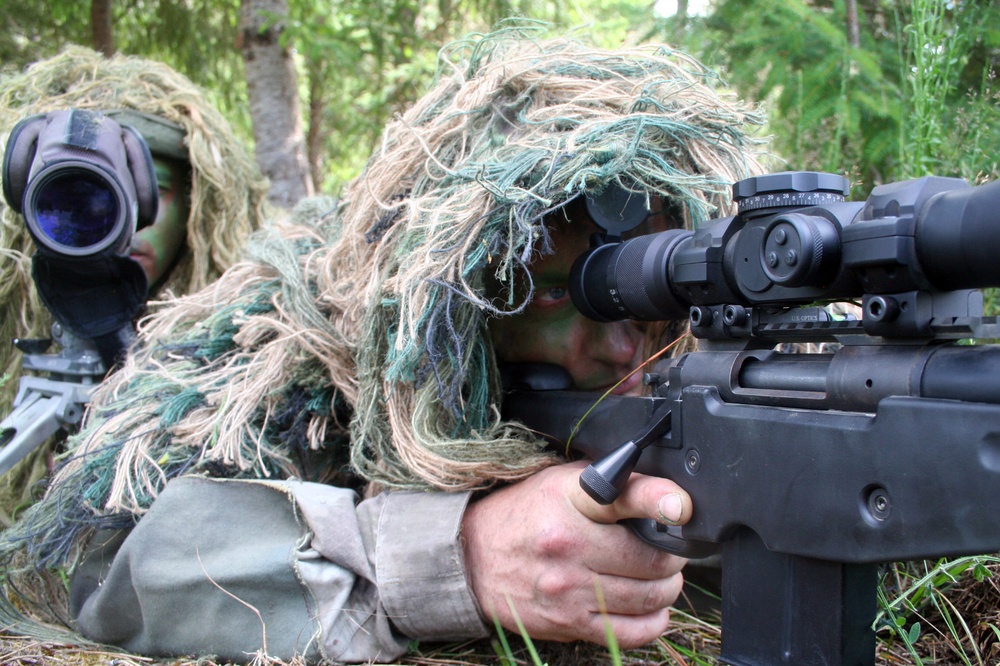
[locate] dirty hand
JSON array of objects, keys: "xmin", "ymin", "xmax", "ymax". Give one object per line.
[{"xmin": 462, "ymin": 460, "xmax": 692, "ymax": 647}]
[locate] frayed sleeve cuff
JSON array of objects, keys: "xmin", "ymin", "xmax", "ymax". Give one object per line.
[{"xmin": 373, "ymin": 490, "xmax": 489, "ymax": 640}]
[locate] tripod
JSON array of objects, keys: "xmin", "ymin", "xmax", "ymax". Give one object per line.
[{"xmin": 0, "ymin": 323, "xmax": 107, "ymax": 476}]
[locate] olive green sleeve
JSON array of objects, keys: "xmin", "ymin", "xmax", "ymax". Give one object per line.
[{"xmin": 71, "ymin": 476, "xmax": 487, "ymax": 663}]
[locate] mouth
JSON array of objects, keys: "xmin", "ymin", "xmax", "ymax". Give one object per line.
[{"xmin": 604, "ymin": 370, "xmax": 642, "ymax": 396}]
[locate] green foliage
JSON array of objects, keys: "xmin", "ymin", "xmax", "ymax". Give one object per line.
[
  {"xmin": 4, "ymin": 0, "xmax": 995, "ymax": 194},
  {"xmin": 898, "ymin": 0, "xmax": 1000, "ymax": 182},
  {"xmin": 491, "ymin": 599, "xmax": 547, "ymax": 666},
  {"xmin": 285, "ymin": 0, "xmax": 458, "ymax": 190},
  {"xmin": 677, "ymin": 0, "xmax": 901, "ymax": 190},
  {"xmin": 284, "ymin": 0, "xmax": 655, "ymax": 192},
  {"xmin": 878, "ymin": 556, "xmax": 1000, "ymax": 663},
  {"xmin": 1, "ymin": 1, "xmax": 251, "ymax": 141},
  {"xmin": 660, "ymin": 0, "xmax": 999, "ymax": 193},
  {"xmin": 0, "ymin": 2, "xmax": 91, "ymax": 74}
]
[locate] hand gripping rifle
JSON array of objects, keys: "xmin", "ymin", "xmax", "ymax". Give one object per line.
[
  {"xmin": 503, "ymin": 172, "xmax": 1000, "ymax": 666},
  {"xmin": 0, "ymin": 109, "xmax": 157, "ymax": 477}
]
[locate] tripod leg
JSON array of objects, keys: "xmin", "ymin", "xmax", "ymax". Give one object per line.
[{"xmin": 0, "ymin": 392, "xmax": 63, "ymax": 477}]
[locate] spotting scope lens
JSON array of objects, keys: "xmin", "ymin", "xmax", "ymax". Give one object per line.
[{"xmin": 25, "ymin": 163, "xmax": 127, "ymax": 256}]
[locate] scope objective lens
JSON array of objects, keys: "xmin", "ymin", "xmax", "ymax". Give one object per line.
[{"xmin": 25, "ymin": 164, "xmax": 128, "ymax": 256}]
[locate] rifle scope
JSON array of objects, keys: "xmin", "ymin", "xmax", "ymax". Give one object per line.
[{"xmin": 570, "ymin": 172, "xmax": 1000, "ymax": 324}]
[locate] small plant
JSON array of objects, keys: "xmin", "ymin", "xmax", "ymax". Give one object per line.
[
  {"xmin": 878, "ymin": 557, "xmax": 1000, "ymax": 663},
  {"xmin": 491, "ymin": 598, "xmax": 546, "ymax": 666}
]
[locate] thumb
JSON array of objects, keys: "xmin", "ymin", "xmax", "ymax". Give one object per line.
[{"xmin": 567, "ymin": 466, "xmax": 693, "ymax": 527}]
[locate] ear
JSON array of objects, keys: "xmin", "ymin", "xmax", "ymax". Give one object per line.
[
  {"xmin": 119, "ymin": 124, "xmax": 159, "ymax": 228},
  {"xmin": 1, "ymin": 114, "xmax": 48, "ymax": 214}
]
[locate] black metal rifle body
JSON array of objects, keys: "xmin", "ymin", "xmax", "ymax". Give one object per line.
[{"xmin": 504, "ymin": 339, "xmax": 1000, "ymax": 665}]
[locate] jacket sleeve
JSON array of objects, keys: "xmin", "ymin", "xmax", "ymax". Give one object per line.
[{"xmin": 69, "ymin": 476, "xmax": 489, "ymax": 663}]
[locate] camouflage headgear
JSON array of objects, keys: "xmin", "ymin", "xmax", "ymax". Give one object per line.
[{"xmin": 0, "ymin": 47, "xmax": 270, "ymax": 521}]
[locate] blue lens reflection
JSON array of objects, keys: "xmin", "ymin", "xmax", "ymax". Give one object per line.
[{"xmin": 32, "ymin": 171, "xmax": 120, "ymax": 249}]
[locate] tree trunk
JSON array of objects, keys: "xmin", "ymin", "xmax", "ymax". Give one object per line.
[
  {"xmin": 91, "ymin": 0, "xmax": 115, "ymax": 57},
  {"xmin": 845, "ymin": 0, "xmax": 860, "ymax": 48},
  {"xmin": 307, "ymin": 61, "xmax": 327, "ymax": 193},
  {"xmin": 673, "ymin": 0, "xmax": 689, "ymax": 45},
  {"xmin": 239, "ymin": 0, "xmax": 314, "ymax": 208}
]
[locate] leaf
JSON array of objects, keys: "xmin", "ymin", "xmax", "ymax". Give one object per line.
[{"xmin": 907, "ymin": 621, "xmax": 922, "ymax": 644}]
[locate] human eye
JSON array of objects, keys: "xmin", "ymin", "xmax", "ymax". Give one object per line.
[{"xmin": 534, "ymin": 285, "xmax": 570, "ymax": 308}]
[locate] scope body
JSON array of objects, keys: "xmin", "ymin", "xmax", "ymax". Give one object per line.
[
  {"xmin": 571, "ymin": 174, "xmax": 1000, "ymax": 341},
  {"xmin": 3, "ymin": 109, "xmax": 160, "ymax": 260}
]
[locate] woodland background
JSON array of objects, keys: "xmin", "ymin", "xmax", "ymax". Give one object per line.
[
  {"xmin": 3, "ymin": 1, "xmax": 1000, "ymax": 664},
  {"xmin": 3, "ymin": 0, "xmax": 998, "ymax": 204}
]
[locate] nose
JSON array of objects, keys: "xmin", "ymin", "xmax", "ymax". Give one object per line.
[{"xmin": 584, "ymin": 320, "xmax": 643, "ymax": 369}]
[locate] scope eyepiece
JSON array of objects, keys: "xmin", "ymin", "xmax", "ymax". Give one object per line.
[{"xmin": 569, "ymin": 228, "xmax": 692, "ymax": 322}]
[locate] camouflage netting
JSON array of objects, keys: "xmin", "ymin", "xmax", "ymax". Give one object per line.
[
  {"xmin": 0, "ymin": 46, "xmax": 271, "ymax": 524},
  {"xmin": 0, "ymin": 25, "xmax": 765, "ymax": 639}
]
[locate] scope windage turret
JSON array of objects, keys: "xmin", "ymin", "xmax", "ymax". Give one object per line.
[{"xmin": 569, "ymin": 171, "xmax": 1000, "ymax": 324}]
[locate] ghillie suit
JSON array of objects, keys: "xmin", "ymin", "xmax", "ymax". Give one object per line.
[
  {"xmin": 0, "ymin": 47, "xmax": 270, "ymax": 524},
  {"xmin": 0, "ymin": 27, "xmax": 764, "ymax": 639}
]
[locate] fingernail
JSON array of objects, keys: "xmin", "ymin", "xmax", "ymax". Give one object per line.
[{"xmin": 657, "ymin": 493, "xmax": 684, "ymax": 525}]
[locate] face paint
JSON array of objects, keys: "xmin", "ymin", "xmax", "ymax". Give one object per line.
[
  {"xmin": 489, "ymin": 219, "xmax": 649, "ymax": 396},
  {"xmin": 129, "ymin": 157, "xmax": 189, "ymax": 288}
]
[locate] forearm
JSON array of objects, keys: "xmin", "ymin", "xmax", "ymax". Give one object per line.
[{"xmin": 70, "ymin": 477, "xmax": 487, "ymax": 663}]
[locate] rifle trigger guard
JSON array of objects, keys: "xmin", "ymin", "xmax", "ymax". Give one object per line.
[{"xmin": 626, "ymin": 519, "xmax": 718, "ymax": 558}]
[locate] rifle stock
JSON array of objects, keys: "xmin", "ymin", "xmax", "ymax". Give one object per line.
[
  {"xmin": 504, "ymin": 343, "xmax": 1000, "ymax": 665},
  {"xmin": 505, "ymin": 343, "xmax": 1000, "ymax": 562},
  {"xmin": 502, "ymin": 171, "xmax": 1000, "ymax": 665}
]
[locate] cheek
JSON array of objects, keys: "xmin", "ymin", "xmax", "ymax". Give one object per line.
[
  {"xmin": 131, "ymin": 195, "xmax": 188, "ymax": 283},
  {"xmin": 491, "ymin": 318, "xmax": 579, "ymax": 366}
]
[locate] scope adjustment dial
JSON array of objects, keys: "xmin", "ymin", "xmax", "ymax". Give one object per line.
[
  {"xmin": 760, "ymin": 213, "xmax": 841, "ymax": 288},
  {"xmin": 734, "ymin": 171, "xmax": 850, "ymax": 215}
]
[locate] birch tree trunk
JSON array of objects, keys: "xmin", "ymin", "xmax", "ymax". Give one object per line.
[
  {"xmin": 240, "ymin": 0, "xmax": 313, "ymax": 208},
  {"xmin": 673, "ymin": 0, "xmax": 689, "ymax": 44}
]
